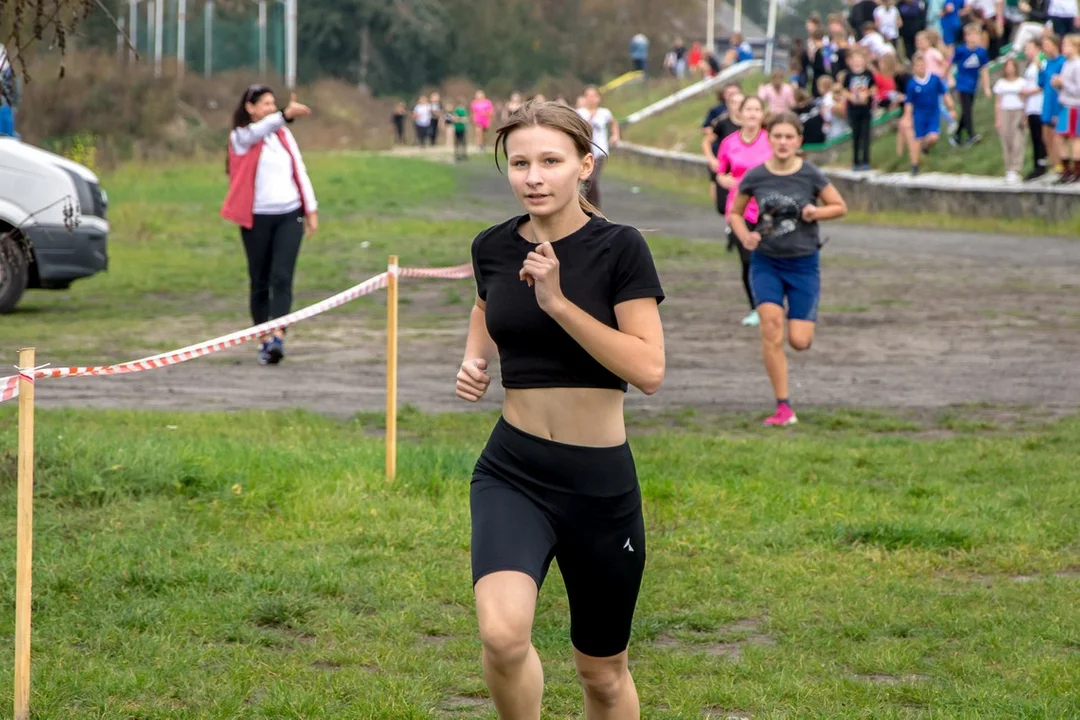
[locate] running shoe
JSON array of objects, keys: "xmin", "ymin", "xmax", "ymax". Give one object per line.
[
  {"xmin": 257, "ymin": 341, "xmax": 272, "ymax": 366},
  {"xmin": 266, "ymin": 335, "xmax": 285, "ymax": 364},
  {"xmin": 741, "ymin": 310, "xmax": 760, "ymax": 327},
  {"xmin": 764, "ymin": 403, "xmax": 798, "ymax": 427}
]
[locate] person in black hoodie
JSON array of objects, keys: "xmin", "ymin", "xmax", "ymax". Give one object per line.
[{"xmin": 850, "ymin": 0, "xmax": 880, "ymax": 40}]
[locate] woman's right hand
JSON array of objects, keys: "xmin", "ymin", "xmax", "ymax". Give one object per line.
[
  {"xmin": 716, "ymin": 173, "xmax": 736, "ymax": 190},
  {"xmin": 456, "ymin": 358, "xmax": 490, "ymax": 402},
  {"xmin": 741, "ymin": 231, "xmax": 762, "ymax": 251},
  {"xmin": 282, "ymin": 93, "xmax": 311, "ymax": 121}
]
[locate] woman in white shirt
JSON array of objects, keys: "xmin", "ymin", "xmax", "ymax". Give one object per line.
[
  {"xmin": 1021, "ymin": 38, "xmax": 1049, "ymax": 179},
  {"xmin": 575, "ymin": 86, "xmax": 621, "ymax": 209},
  {"xmin": 222, "ymin": 86, "xmax": 319, "ymax": 365},
  {"xmin": 994, "ymin": 58, "xmax": 1029, "ymax": 182},
  {"xmin": 874, "ymin": 0, "xmax": 903, "ymax": 52},
  {"xmin": 414, "ymin": 94, "xmax": 433, "ymax": 146}
]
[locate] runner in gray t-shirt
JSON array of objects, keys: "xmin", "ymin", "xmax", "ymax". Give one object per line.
[{"xmin": 728, "ymin": 111, "xmax": 848, "ymax": 428}]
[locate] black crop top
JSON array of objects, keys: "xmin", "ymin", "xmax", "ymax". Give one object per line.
[{"xmin": 471, "ymin": 214, "xmax": 665, "ymax": 392}]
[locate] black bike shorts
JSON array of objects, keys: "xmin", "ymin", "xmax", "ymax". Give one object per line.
[{"xmin": 470, "ymin": 416, "xmax": 646, "ymax": 658}]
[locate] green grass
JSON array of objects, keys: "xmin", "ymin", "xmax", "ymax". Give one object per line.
[
  {"xmin": 620, "ymin": 73, "xmax": 767, "ymax": 152},
  {"xmin": 0, "ymin": 407, "xmax": 1076, "ymax": 718},
  {"xmin": 604, "ymin": 156, "xmax": 1080, "ymax": 238},
  {"xmin": 5, "ymin": 155, "xmax": 471, "ymax": 363}
]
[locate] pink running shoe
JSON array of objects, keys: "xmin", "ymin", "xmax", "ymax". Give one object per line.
[{"xmin": 764, "ymin": 403, "xmax": 798, "ymax": 427}]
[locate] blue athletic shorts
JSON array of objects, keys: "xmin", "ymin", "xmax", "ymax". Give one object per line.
[
  {"xmin": 913, "ymin": 111, "xmax": 940, "ymax": 140},
  {"xmin": 749, "ymin": 251, "xmax": 821, "ymax": 322}
]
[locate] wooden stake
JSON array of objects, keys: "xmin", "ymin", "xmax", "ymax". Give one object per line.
[
  {"xmin": 14, "ymin": 348, "xmax": 35, "ymax": 720},
  {"xmin": 386, "ymin": 257, "xmax": 399, "ymax": 480}
]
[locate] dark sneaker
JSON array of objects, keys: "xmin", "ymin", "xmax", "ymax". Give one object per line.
[
  {"xmin": 267, "ymin": 336, "xmax": 285, "ymax": 364},
  {"xmin": 257, "ymin": 341, "xmax": 272, "ymax": 365}
]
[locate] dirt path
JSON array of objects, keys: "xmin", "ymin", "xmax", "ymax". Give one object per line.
[{"xmin": 32, "ymin": 160, "xmax": 1080, "ymax": 418}]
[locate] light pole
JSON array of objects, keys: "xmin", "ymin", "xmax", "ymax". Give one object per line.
[
  {"xmin": 153, "ymin": 0, "xmax": 164, "ymax": 77},
  {"xmin": 706, "ymin": 0, "xmax": 715, "ymax": 53},
  {"xmin": 177, "ymin": 0, "xmax": 187, "ymax": 78},
  {"xmin": 128, "ymin": 0, "xmax": 138, "ymax": 63},
  {"xmin": 284, "ymin": 0, "xmax": 297, "ymax": 89},
  {"xmin": 765, "ymin": 0, "xmax": 779, "ymax": 74},
  {"xmin": 733, "ymin": 0, "xmax": 743, "ymax": 33},
  {"xmin": 204, "ymin": 0, "xmax": 213, "ymax": 77},
  {"xmin": 258, "ymin": 0, "xmax": 267, "ymax": 77}
]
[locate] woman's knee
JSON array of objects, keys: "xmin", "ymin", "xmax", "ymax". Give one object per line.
[
  {"xmin": 577, "ymin": 663, "xmax": 629, "ymax": 707},
  {"xmin": 479, "ymin": 616, "xmax": 532, "ymax": 670},
  {"xmin": 760, "ymin": 313, "xmax": 785, "ymax": 346},
  {"xmin": 789, "ymin": 334, "xmax": 813, "ymax": 352}
]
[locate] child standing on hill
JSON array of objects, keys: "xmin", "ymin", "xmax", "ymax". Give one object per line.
[
  {"xmin": 994, "ymin": 58, "xmax": 1029, "ymax": 183},
  {"xmin": 1039, "ymin": 33, "xmax": 1067, "ymax": 177},
  {"xmin": 1051, "ymin": 34, "xmax": 1080, "ymax": 182},
  {"xmin": 951, "ymin": 24, "xmax": 992, "ymax": 147},
  {"xmin": 844, "ymin": 48, "xmax": 877, "ymax": 170},
  {"xmin": 1021, "ymin": 38, "xmax": 1049, "ymax": 180}
]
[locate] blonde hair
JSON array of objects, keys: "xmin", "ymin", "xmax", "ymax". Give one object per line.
[{"xmin": 495, "ymin": 100, "xmax": 604, "ymax": 217}]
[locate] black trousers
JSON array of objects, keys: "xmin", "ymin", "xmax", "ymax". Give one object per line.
[
  {"xmin": 1028, "ymin": 113, "xmax": 1048, "ymax": 169},
  {"xmin": 728, "ymin": 224, "xmax": 755, "ymax": 311},
  {"xmin": 957, "ymin": 92, "xmax": 976, "ymax": 142},
  {"xmin": 849, "ymin": 106, "xmax": 873, "ymax": 166},
  {"xmin": 241, "ymin": 209, "xmax": 304, "ymax": 327}
]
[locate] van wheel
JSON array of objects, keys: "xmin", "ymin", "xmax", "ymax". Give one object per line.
[{"xmin": 0, "ymin": 231, "xmax": 30, "ymax": 314}]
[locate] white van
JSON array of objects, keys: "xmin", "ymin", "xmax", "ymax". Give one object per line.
[{"xmin": 0, "ymin": 136, "xmax": 109, "ymax": 313}]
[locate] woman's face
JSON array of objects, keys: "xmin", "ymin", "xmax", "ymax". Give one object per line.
[
  {"xmin": 740, "ymin": 99, "xmax": 764, "ymax": 129},
  {"xmin": 246, "ymin": 92, "xmax": 277, "ymax": 122},
  {"xmin": 769, "ymin": 123, "xmax": 802, "ymax": 160},
  {"xmin": 505, "ymin": 125, "xmax": 592, "ymax": 219},
  {"xmin": 584, "ymin": 89, "xmax": 601, "ymax": 109}
]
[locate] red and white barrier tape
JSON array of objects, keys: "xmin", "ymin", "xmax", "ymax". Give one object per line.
[{"xmin": 0, "ymin": 262, "xmax": 474, "ymax": 404}]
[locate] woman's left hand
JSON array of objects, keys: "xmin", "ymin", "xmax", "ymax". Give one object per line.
[
  {"xmin": 802, "ymin": 204, "xmax": 820, "ymax": 222},
  {"xmin": 304, "ymin": 212, "xmax": 319, "ymax": 235},
  {"xmin": 520, "ymin": 242, "xmax": 566, "ymax": 315}
]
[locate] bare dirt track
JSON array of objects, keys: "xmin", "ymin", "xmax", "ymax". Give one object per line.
[{"xmin": 30, "ymin": 159, "xmax": 1080, "ymax": 419}]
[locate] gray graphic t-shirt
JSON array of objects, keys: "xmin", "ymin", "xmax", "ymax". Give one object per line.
[{"xmin": 738, "ymin": 161, "xmax": 830, "ymax": 258}]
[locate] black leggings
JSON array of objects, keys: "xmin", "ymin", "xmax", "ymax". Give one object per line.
[
  {"xmin": 1028, "ymin": 114, "xmax": 1048, "ymax": 169},
  {"xmin": 728, "ymin": 225, "xmax": 755, "ymax": 310},
  {"xmin": 241, "ymin": 209, "xmax": 304, "ymax": 327},
  {"xmin": 471, "ymin": 417, "xmax": 645, "ymax": 658},
  {"xmin": 957, "ymin": 92, "xmax": 976, "ymax": 142},
  {"xmin": 849, "ymin": 106, "xmax": 873, "ymax": 166}
]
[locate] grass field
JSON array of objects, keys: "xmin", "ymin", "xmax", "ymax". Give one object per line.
[
  {"xmin": 0, "ymin": 408, "xmax": 1077, "ymax": 718},
  {"xmin": 603, "ymin": 156, "xmax": 1080, "ymax": 239},
  {"xmin": 0, "ymin": 154, "xmax": 1077, "ymax": 718},
  {"xmin": 4, "ymin": 155, "xmax": 474, "ymax": 363}
]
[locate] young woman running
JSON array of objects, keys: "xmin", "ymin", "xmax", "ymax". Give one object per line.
[
  {"xmin": 729, "ymin": 112, "xmax": 847, "ymax": 427},
  {"xmin": 717, "ymin": 95, "xmax": 771, "ymax": 328},
  {"xmin": 456, "ymin": 100, "xmax": 665, "ymax": 719},
  {"xmin": 221, "ymin": 86, "xmax": 318, "ymax": 365}
]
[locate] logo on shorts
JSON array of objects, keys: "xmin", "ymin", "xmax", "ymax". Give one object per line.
[{"xmin": 623, "ymin": 538, "xmax": 634, "ymax": 552}]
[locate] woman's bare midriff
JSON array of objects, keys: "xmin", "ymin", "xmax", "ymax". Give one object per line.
[{"xmin": 503, "ymin": 387, "xmax": 627, "ymax": 447}]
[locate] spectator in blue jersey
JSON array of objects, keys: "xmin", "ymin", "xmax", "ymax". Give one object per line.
[
  {"xmin": 951, "ymin": 23, "xmax": 992, "ymax": 146},
  {"xmin": 904, "ymin": 52, "xmax": 958, "ymax": 173},
  {"xmin": 723, "ymin": 32, "xmax": 755, "ymax": 69},
  {"xmin": 940, "ymin": 0, "xmax": 967, "ymax": 48},
  {"xmin": 630, "ymin": 33, "xmax": 650, "ymax": 74},
  {"xmin": 1040, "ymin": 32, "xmax": 1067, "ymax": 176}
]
